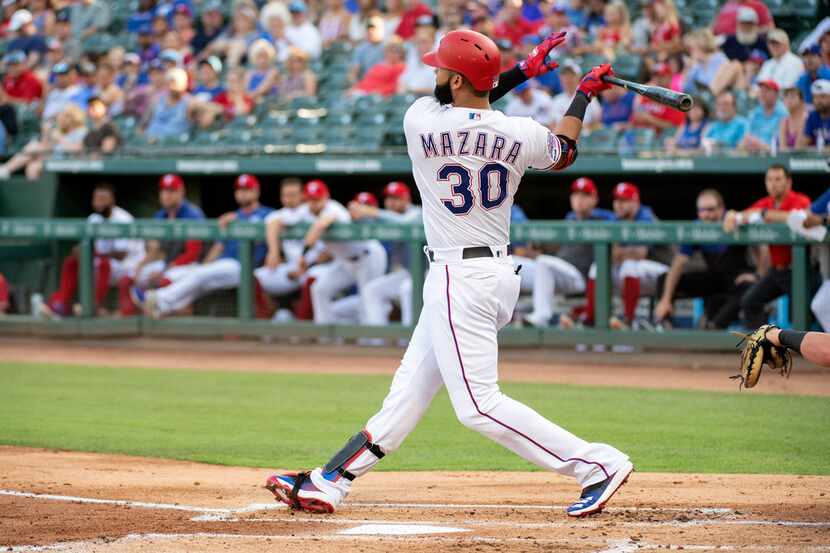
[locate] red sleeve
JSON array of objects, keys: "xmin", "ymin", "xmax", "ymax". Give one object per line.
[
  {"xmin": 171, "ymin": 240, "xmax": 203, "ymax": 266},
  {"xmin": 795, "ymin": 193, "xmax": 812, "ymax": 209},
  {"xmin": 750, "ymin": 197, "xmax": 772, "ymax": 210}
]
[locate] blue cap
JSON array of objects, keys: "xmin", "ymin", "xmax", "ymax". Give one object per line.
[
  {"xmin": 52, "ymin": 61, "xmax": 70, "ymax": 75},
  {"xmin": 514, "ymin": 81, "xmax": 530, "ymax": 93},
  {"xmin": 289, "ymin": 0, "xmax": 307, "ymax": 12},
  {"xmin": 3, "ymin": 50, "xmax": 26, "ymax": 64},
  {"xmin": 802, "ymin": 43, "xmax": 821, "ymax": 56}
]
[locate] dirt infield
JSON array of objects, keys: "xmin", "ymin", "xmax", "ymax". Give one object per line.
[
  {"xmin": 2, "ymin": 337, "xmax": 830, "ymax": 552},
  {"xmin": 1, "ymin": 447, "xmax": 828, "ymax": 553}
]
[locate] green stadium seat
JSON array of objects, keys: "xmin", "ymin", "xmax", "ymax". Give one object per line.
[
  {"xmin": 354, "ymin": 110, "xmax": 387, "ymax": 126},
  {"xmin": 321, "ymin": 125, "xmax": 355, "ymax": 149},
  {"xmin": 619, "ymin": 128, "xmax": 656, "ymax": 152},
  {"xmin": 580, "ymin": 128, "xmax": 619, "ymax": 153},
  {"xmin": 353, "ymin": 125, "xmax": 383, "ymax": 150},
  {"xmin": 292, "ymin": 126, "xmax": 323, "ymax": 144},
  {"xmin": 613, "ymin": 53, "xmax": 643, "ymax": 81}
]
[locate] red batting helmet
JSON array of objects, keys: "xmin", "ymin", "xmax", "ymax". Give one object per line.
[
  {"xmin": 383, "ymin": 181, "xmax": 411, "ymax": 201},
  {"xmin": 354, "ymin": 191, "xmax": 379, "ymax": 207},
  {"xmin": 422, "ymin": 29, "xmax": 501, "ymax": 91}
]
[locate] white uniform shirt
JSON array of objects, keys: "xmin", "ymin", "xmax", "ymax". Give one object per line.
[
  {"xmin": 87, "ymin": 205, "xmax": 144, "ymax": 266},
  {"xmin": 295, "ymin": 199, "xmax": 376, "ymax": 259},
  {"xmin": 265, "ymin": 205, "xmax": 306, "ymax": 262},
  {"xmin": 404, "ymin": 97, "xmax": 560, "ymax": 249},
  {"xmin": 505, "ymin": 89, "xmax": 558, "ymax": 127}
]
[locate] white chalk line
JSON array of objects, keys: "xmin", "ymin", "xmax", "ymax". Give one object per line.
[
  {"xmin": 0, "ymin": 489, "xmax": 282, "ymax": 516},
  {"xmin": 7, "ymin": 533, "xmax": 830, "ymax": 553},
  {"xmin": 0, "ymin": 488, "xmax": 735, "ymax": 516}
]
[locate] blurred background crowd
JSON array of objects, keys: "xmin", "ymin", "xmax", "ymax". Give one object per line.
[{"xmin": 0, "ymin": 0, "xmax": 826, "ymax": 177}]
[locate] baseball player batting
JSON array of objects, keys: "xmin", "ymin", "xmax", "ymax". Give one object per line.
[{"xmin": 267, "ymin": 30, "xmax": 633, "ymax": 518}]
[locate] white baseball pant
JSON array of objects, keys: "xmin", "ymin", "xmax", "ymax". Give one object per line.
[
  {"xmin": 588, "ymin": 259, "xmax": 669, "ymax": 293},
  {"xmin": 340, "ymin": 251, "xmax": 629, "ymax": 488},
  {"xmin": 311, "ymin": 242, "xmax": 388, "ymax": 324},
  {"xmin": 362, "ymin": 269, "xmax": 415, "ymax": 326},
  {"xmin": 153, "ymin": 258, "xmax": 241, "ymax": 315},
  {"xmin": 134, "ymin": 260, "xmax": 194, "ymax": 288},
  {"xmin": 811, "ymin": 279, "xmax": 830, "ymax": 331},
  {"xmin": 525, "ymin": 255, "xmax": 586, "ymax": 325},
  {"xmin": 254, "ymin": 261, "xmax": 304, "ymax": 297}
]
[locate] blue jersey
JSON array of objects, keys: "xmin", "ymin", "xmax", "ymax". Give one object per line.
[
  {"xmin": 812, "ymin": 187, "xmax": 830, "ymax": 216},
  {"xmin": 804, "ymin": 109, "xmax": 830, "ymax": 146},
  {"xmin": 220, "ymin": 205, "xmax": 273, "ymax": 265},
  {"xmin": 153, "ymin": 200, "xmax": 205, "ymax": 221},
  {"xmin": 565, "ymin": 207, "xmax": 616, "ymax": 222}
]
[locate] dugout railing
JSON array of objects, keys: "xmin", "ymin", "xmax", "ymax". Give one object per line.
[{"xmin": 0, "ymin": 218, "xmax": 822, "ymax": 350}]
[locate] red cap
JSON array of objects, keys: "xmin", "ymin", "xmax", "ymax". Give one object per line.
[
  {"xmin": 235, "ymin": 174, "xmax": 260, "ymax": 190},
  {"xmin": 304, "ymin": 179, "xmax": 330, "ymax": 200},
  {"xmin": 383, "ymin": 181, "xmax": 411, "ymax": 200},
  {"xmin": 757, "ymin": 79, "xmax": 780, "ymax": 92},
  {"xmin": 159, "ymin": 173, "xmax": 184, "ymax": 191},
  {"xmin": 175, "ymin": 4, "xmax": 192, "ymax": 17},
  {"xmin": 570, "ymin": 177, "xmax": 597, "ymax": 196},
  {"xmin": 613, "ymin": 182, "xmax": 640, "ymax": 201},
  {"xmin": 354, "ymin": 191, "xmax": 379, "ymax": 207},
  {"xmin": 422, "ymin": 29, "xmax": 501, "ymax": 91}
]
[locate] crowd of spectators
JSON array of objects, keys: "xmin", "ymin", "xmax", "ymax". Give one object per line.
[{"xmin": 0, "ymin": 0, "xmax": 826, "ymax": 177}]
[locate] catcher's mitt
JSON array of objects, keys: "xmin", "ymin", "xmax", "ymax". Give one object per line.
[{"xmin": 731, "ymin": 324, "xmax": 793, "ymax": 389}]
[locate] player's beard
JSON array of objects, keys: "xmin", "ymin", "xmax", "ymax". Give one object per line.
[{"xmin": 434, "ymin": 82, "xmax": 453, "ymax": 105}]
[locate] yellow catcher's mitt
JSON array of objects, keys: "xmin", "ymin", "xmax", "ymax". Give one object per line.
[{"xmin": 731, "ymin": 324, "xmax": 792, "ymax": 389}]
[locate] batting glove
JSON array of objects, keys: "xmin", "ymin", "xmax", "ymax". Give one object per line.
[
  {"xmin": 518, "ymin": 31, "xmax": 567, "ymax": 78},
  {"xmin": 577, "ymin": 63, "xmax": 614, "ymax": 99}
]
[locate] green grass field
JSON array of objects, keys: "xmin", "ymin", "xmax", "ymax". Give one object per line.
[{"xmin": 1, "ymin": 362, "xmax": 828, "ymax": 474}]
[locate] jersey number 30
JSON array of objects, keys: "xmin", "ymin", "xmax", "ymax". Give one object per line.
[{"xmin": 439, "ymin": 162, "xmax": 508, "ymax": 215}]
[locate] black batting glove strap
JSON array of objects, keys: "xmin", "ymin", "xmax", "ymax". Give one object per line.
[{"xmin": 489, "ymin": 65, "xmax": 529, "ymax": 104}]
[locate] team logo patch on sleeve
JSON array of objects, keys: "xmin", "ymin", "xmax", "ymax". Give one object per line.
[{"xmin": 547, "ymin": 132, "xmax": 561, "ymax": 162}]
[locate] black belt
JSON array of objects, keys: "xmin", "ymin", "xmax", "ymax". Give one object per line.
[{"xmin": 427, "ymin": 246, "xmax": 496, "ymax": 263}]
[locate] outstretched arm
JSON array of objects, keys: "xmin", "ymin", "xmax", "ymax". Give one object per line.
[
  {"xmin": 767, "ymin": 327, "xmax": 830, "ymax": 368},
  {"xmin": 489, "ymin": 32, "xmax": 567, "ymax": 104}
]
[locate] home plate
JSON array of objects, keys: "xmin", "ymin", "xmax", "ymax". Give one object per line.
[{"xmin": 338, "ymin": 524, "xmax": 469, "ymax": 536}]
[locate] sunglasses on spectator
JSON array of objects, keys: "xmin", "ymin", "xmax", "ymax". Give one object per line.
[{"xmin": 697, "ymin": 205, "xmax": 719, "ymax": 212}]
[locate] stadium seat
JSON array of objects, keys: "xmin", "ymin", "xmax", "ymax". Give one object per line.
[
  {"xmin": 613, "ymin": 53, "xmax": 643, "ymax": 81},
  {"xmin": 580, "ymin": 128, "xmax": 619, "ymax": 153}
]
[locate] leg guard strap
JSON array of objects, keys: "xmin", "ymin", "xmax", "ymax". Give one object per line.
[{"xmin": 324, "ymin": 430, "xmax": 385, "ymax": 481}]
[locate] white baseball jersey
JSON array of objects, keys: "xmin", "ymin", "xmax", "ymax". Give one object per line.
[
  {"xmin": 294, "ymin": 199, "xmax": 377, "ymax": 259},
  {"xmin": 87, "ymin": 206, "xmax": 144, "ymax": 266},
  {"xmin": 505, "ymin": 89, "xmax": 559, "ymax": 127},
  {"xmin": 404, "ymin": 96, "xmax": 561, "ymax": 249},
  {"xmin": 264, "ymin": 205, "xmax": 305, "ymax": 262}
]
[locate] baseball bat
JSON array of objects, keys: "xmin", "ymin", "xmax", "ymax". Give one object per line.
[{"xmin": 601, "ymin": 75, "xmax": 694, "ymax": 112}]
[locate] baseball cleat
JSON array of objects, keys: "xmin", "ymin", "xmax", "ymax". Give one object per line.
[
  {"xmin": 265, "ymin": 468, "xmax": 347, "ymax": 514},
  {"xmin": 567, "ymin": 460, "xmax": 633, "ymax": 517}
]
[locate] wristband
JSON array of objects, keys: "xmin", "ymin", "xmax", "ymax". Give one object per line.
[
  {"xmin": 564, "ymin": 91, "xmax": 590, "ymax": 121},
  {"xmin": 778, "ymin": 329, "xmax": 806, "ymax": 354}
]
